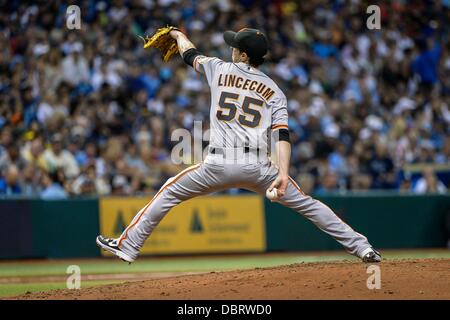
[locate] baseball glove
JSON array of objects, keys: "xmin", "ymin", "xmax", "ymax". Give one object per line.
[{"xmin": 140, "ymin": 26, "xmax": 180, "ymax": 62}]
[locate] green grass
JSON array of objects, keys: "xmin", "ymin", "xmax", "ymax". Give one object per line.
[{"xmin": 0, "ymin": 280, "xmax": 124, "ymax": 297}]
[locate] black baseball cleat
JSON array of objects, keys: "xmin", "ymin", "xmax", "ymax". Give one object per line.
[
  {"xmin": 96, "ymin": 235, "xmax": 135, "ymax": 263},
  {"xmin": 361, "ymin": 248, "xmax": 382, "ymax": 263}
]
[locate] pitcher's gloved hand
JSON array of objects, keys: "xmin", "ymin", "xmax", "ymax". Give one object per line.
[{"xmin": 140, "ymin": 26, "xmax": 181, "ymax": 62}]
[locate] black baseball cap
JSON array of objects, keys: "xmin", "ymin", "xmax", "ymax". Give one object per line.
[{"xmin": 223, "ymin": 28, "xmax": 268, "ymax": 59}]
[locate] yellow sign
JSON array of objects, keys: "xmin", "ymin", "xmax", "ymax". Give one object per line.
[{"xmin": 99, "ymin": 195, "xmax": 266, "ymax": 254}]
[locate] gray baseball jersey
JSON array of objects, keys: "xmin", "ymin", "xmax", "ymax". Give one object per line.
[
  {"xmin": 117, "ymin": 56, "xmax": 373, "ymax": 260},
  {"xmin": 194, "ymin": 57, "xmax": 288, "ymax": 152}
]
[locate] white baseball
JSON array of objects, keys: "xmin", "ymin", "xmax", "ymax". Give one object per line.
[{"xmin": 266, "ymin": 188, "xmax": 278, "ymax": 200}]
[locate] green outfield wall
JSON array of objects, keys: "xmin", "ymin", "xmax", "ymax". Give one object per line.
[
  {"xmin": 0, "ymin": 199, "xmax": 99, "ymax": 259},
  {"xmin": 265, "ymin": 194, "xmax": 450, "ymax": 251},
  {"xmin": 30, "ymin": 199, "xmax": 99, "ymax": 258},
  {"xmin": 1, "ymin": 194, "xmax": 449, "ymax": 259}
]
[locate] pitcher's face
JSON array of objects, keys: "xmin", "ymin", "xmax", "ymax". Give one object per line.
[
  {"xmin": 231, "ymin": 47, "xmax": 240, "ymax": 63},
  {"xmin": 231, "ymin": 47, "xmax": 248, "ymax": 64}
]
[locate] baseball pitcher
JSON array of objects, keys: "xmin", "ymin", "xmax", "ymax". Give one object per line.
[{"xmin": 96, "ymin": 28, "xmax": 381, "ymax": 264}]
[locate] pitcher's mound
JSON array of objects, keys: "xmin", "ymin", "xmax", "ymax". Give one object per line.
[{"xmin": 11, "ymin": 259, "xmax": 450, "ymax": 300}]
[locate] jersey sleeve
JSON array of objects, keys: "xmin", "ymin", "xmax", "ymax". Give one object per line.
[
  {"xmin": 270, "ymin": 94, "xmax": 288, "ymax": 130},
  {"xmin": 193, "ymin": 56, "xmax": 224, "ymax": 85}
]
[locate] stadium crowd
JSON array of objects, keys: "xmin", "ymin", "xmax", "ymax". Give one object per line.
[{"xmin": 0, "ymin": 0, "xmax": 449, "ymax": 198}]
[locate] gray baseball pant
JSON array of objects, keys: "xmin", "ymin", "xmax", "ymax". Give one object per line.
[{"xmin": 117, "ymin": 152, "xmax": 372, "ymax": 260}]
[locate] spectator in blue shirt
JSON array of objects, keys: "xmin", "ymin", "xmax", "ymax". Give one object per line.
[
  {"xmin": 315, "ymin": 171, "xmax": 340, "ymax": 195},
  {"xmin": 412, "ymin": 40, "xmax": 441, "ymax": 85},
  {"xmin": 0, "ymin": 165, "xmax": 22, "ymax": 196},
  {"xmin": 40, "ymin": 170, "xmax": 68, "ymax": 200}
]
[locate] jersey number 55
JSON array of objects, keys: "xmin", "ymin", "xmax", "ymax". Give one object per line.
[{"xmin": 216, "ymin": 91, "xmax": 263, "ymax": 128}]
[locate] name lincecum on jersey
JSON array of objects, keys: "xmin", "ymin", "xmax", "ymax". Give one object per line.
[{"xmin": 217, "ymin": 74, "xmax": 275, "ymax": 101}]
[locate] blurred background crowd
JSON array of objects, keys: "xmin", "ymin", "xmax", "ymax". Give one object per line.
[{"xmin": 0, "ymin": 0, "xmax": 449, "ymax": 199}]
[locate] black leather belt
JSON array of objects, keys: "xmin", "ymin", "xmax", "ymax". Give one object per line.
[{"xmin": 209, "ymin": 147, "xmax": 258, "ymax": 154}]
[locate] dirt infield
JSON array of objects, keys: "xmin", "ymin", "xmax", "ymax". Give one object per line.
[{"xmin": 9, "ymin": 259, "xmax": 450, "ymax": 300}]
